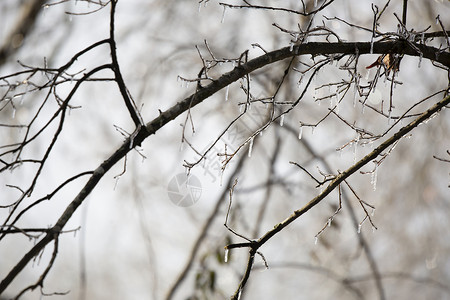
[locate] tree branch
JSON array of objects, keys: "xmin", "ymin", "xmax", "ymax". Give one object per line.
[
  {"xmin": 226, "ymin": 94, "xmax": 450, "ymax": 295},
  {"xmin": 1, "ymin": 36, "xmax": 448, "ymax": 294}
]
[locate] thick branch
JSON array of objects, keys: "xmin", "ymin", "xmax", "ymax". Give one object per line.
[{"xmin": 1, "ymin": 39, "xmax": 448, "ymax": 293}]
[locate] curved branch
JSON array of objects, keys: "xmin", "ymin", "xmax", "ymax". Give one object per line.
[
  {"xmin": 1, "ymin": 38, "xmax": 448, "ymax": 293},
  {"xmin": 109, "ymin": 0, "xmax": 143, "ymax": 127}
]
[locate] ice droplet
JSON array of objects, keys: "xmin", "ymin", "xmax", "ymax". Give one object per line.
[
  {"xmin": 371, "ymin": 167, "xmax": 378, "ymax": 191},
  {"xmin": 418, "ymin": 53, "xmax": 423, "ymax": 68},
  {"xmin": 335, "ymin": 93, "xmax": 340, "ymax": 113},
  {"xmin": 289, "ymin": 42, "xmax": 295, "ymax": 52},
  {"xmin": 221, "ymin": 6, "xmax": 226, "ymax": 23},
  {"xmin": 237, "ymin": 288, "xmax": 242, "ymax": 300},
  {"xmin": 225, "ymin": 85, "xmax": 230, "ymax": 101},
  {"xmin": 298, "ymin": 125, "xmax": 303, "ymax": 140},
  {"xmin": 224, "ymin": 248, "xmax": 229, "ymax": 263},
  {"xmin": 297, "ymin": 75, "xmax": 304, "ymax": 87},
  {"xmin": 248, "ymin": 137, "xmax": 254, "ymax": 157},
  {"xmin": 279, "ymin": 114, "xmax": 285, "ymax": 126}
]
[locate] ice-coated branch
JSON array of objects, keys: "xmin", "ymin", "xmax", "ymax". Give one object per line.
[
  {"xmin": 2, "ymin": 9, "xmax": 449, "ymax": 293},
  {"xmin": 225, "ymin": 94, "xmax": 450, "ymax": 296}
]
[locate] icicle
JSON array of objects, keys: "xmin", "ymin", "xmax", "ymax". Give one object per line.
[
  {"xmin": 11, "ymin": 107, "xmax": 16, "ymax": 119},
  {"xmin": 420, "ymin": 32, "xmax": 425, "ymax": 44},
  {"xmin": 289, "ymin": 42, "xmax": 295, "ymax": 52},
  {"xmin": 329, "ymin": 54, "xmax": 334, "ymax": 65},
  {"xmin": 327, "ymin": 218, "xmax": 332, "ymax": 227},
  {"xmin": 237, "ymin": 288, "xmax": 242, "ymax": 300},
  {"xmin": 371, "ymin": 167, "xmax": 378, "ymax": 191},
  {"xmin": 357, "ymin": 224, "xmax": 362, "ymax": 234},
  {"xmin": 113, "ymin": 177, "xmax": 120, "ymax": 191},
  {"xmin": 279, "ymin": 114, "xmax": 285, "ymax": 126},
  {"xmin": 225, "ymin": 85, "xmax": 230, "ymax": 101},
  {"xmin": 335, "ymin": 92, "xmax": 340, "ymax": 113},
  {"xmin": 371, "ymin": 208, "xmax": 376, "ymax": 217},
  {"xmin": 248, "ymin": 137, "xmax": 254, "ymax": 157},
  {"xmin": 365, "ymin": 69, "xmax": 370, "ymax": 80},
  {"xmin": 221, "ymin": 6, "xmax": 227, "ymax": 23},
  {"xmin": 224, "ymin": 248, "xmax": 229, "ymax": 263},
  {"xmin": 353, "ymin": 141, "xmax": 358, "ymax": 164},
  {"xmin": 179, "ymin": 141, "xmax": 184, "ymax": 152},
  {"xmin": 311, "ymin": 126, "xmax": 315, "ymax": 135},
  {"xmin": 314, "ymin": 0, "xmax": 318, "ymax": 7},
  {"xmin": 314, "ymin": 236, "xmax": 318, "ymax": 245},
  {"xmin": 198, "ymin": 2, "xmax": 202, "ymax": 12},
  {"xmin": 353, "ymin": 83, "xmax": 358, "ymax": 107},
  {"xmin": 370, "ymin": 38, "xmax": 374, "ymax": 54},
  {"xmin": 297, "ymin": 74, "xmax": 304, "ymax": 87},
  {"xmin": 387, "ymin": 110, "xmax": 392, "ymax": 125},
  {"xmin": 418, "ymin": 53, "xmax": 423, "ymax": 68},
  {"xmin": 298, "ymin": 125, "xmax": 303, "ymax": 140}
]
